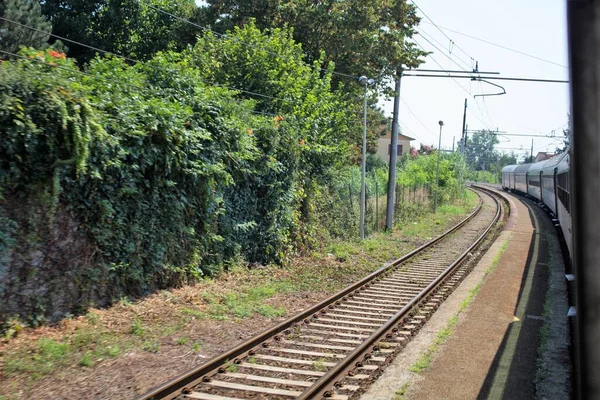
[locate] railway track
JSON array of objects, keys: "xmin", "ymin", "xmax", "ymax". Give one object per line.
[{"xmin": 138, "ymin": 187, "xmax": 503, "ymax": 400}]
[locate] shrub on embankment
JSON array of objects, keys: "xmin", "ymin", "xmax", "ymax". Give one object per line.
[{"xmin": 0, "ymin": 32, "xmax": 351, "ymax": 325}]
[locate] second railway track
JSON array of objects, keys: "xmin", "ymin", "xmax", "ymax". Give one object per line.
[{"xmin": 139, "ymin": 186, "xmax": 503, "ymax": 400}]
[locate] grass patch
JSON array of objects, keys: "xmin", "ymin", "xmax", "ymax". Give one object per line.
[
  {"xmin": 194, "ymin": 282, "xmax": 294, "ymax": 320},
  {"xmin": 394, "ymin": 382, "xmax": 411, "ymax": 400},
  {"xmin": 177, "ymin": 336, "xmax": 189, "ymax": 345},
  {"xmin": 3, "ymin": 338, "xmax": 70, "ymax": 378},
  {"xmin": 312, "ymin": 358, "xmax": 327, "ymax": 372},
  {"xmin": 141, "ymin": 340, "xmax": 160, "ymax": 353},
  {"xmin": 181, "ymin": 307, "xmax": 207, "ymax": 320},
  {"xmin": 80, "ymin": 352, "xmax": 93, "ymax": 367},
  {"xmin": 130, "ymin": 317, "xmax": 145, "ymax": 336},
  {"xmin": 226, "ymin": 363, "xmax": 239, "ymax": 373}
]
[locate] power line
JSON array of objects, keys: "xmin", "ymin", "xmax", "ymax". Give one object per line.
[
  {"xmin": 402, "ymin": 72, "xmax": 569, "ymax": 83},
  {"xmin": 399, "ymin": 120, "xmax": 428, "ymax": 144},
  {"xmin": 417, "ymin": 28, "xmax": 472, "ymax": 71},
  {"xmin": 412, "ymin": 38, "xmax": 472, "ymax": 96},
  {"xmin": 144, "ymin": 4, "xmax": 359, "ymax": 80},
  {"xmin": 420, "ymin": 20, "xmax": 568, "ymax": 69},
  {"xmin": 417, "ymin": 30, "xmax": 472, "ymax": 72},
  {"xmin": 409, "ymin": 0, "xmax": 476, "ymax": 64},
  {"xmin": 410, "ymin": 38, "xmax": 493, "ymax": 131}
]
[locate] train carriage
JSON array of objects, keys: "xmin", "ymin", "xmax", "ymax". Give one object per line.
[
  {"xmin": 526, "ymin": 160, "xmax": 548, "ymax": 201},
  {"xmin": 513, "ymin": 163, "xmax": 532, "ymax": 193},
  {"xmin": 502, "ymin": 165, "xmax": 517, "ymax": 190},
  {"xmin": 501, "ymin": 150, "xmax": 572, "ymax": 260}
]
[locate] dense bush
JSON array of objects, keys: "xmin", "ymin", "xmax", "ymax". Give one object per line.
[
  {"xmin": 0, "ymin": 27, "xmax": 467, "ymax": 324},
  {"xmin": 0, "ymin": 36, "xmax": 350, "ymax": 322}
]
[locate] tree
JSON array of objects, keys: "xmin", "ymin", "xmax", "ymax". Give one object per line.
[
  {"xmin": 465, "ymin": 130, "xmax": 499, "ymax": 171},
  {"xmin": 197, "ymin": 0, "xmax": 427, "ymax": 93},
  {"xmin": 41, "ymin": 0, "xmax": 199, "ymax": 64},
  {"xmin": 0, "ymin": 0, "xmax": 51, "ymax": 58}
]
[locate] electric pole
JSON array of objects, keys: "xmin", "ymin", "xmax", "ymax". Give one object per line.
[
  {"xmin": 461, "ymin": 99, "xmax": 468, "ymax": 154},
  {"xmin": 530, "ymin": 139, "xmax": 534, "ymax": 163},
  {"xmin": 386, "ymin": 70, "xmax": 402, "ymax": 231},
  {"xmin": 434, "ymin": 120, "xmax": 444, "ymax": 213}
]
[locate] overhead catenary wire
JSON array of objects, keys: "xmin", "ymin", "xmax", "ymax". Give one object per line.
[
  {"xmin": 400, "ymin": 97, "xmax": 438, "ymax": 143},
  {"xmin": 417, "ymin": 28, "xmax": 473, "ymax": 71},
  {"xmin": 409, "ymin": 0, "xmax": 476, "ymax": 64},
  {"xmin": 420, "ymin": 20, "xmax": 568, "ymax": 69},
  {"xmin": 409, "ymin": 38, "xmax": 494, "ymax": 133}
]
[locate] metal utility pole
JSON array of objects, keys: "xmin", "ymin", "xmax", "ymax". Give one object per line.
[
  {"xmin": 358, "ymin": 76, "xmax": 374, "ymax": 240},
  {"xmin": 567, "ymin": 2, "xmax": 600, "ymax": 397},
  {"xmin": 461, "ymin": 99, "xmax": 468, "ymax": 154},
  {"xmin": 434, "ymin": 120, "xmax": 444, "ymax": 213},
  {"xmin": 386, "ymin": 71, "xmax": 402, "ymax": 231},
  {"xmin": 530, "ymin": 139, "xmax": 534, "ymax": 163},
  {"xmin": 452, "ymin": 136, "xmax": 455, "ymax": 152}
]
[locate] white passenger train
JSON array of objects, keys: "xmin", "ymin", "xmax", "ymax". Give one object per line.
[{"xmin": 501, "ymin": 150, "xmax": 572, "ymax": 258}]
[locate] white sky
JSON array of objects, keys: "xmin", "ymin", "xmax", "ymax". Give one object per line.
[{"xmin": 381, "ymin": 0, "xmax": 570, "ymax": 160}]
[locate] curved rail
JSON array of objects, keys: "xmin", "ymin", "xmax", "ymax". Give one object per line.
[
  {"xmin": 298, "ymin": 188, "xmax": 502, "ymax": 398},
  {"xmin": 138, "ymin": 189, "xmax": 494, "ymax": 400}
]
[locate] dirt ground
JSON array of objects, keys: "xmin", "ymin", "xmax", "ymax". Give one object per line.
[{"xmin": 0, "ymin": 201, "xmax": 476, "ymax": 400}]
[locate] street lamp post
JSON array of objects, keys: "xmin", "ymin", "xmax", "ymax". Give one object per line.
[
  {"xmin": 358, "ymin": 76, "xmax": 375, "ymax": 239},
  {"xmin": 434, "ymin": 120, "xmax": 444, "ymax": 213}
]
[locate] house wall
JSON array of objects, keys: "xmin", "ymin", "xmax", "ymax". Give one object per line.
[{"xmin": 375, "ymin": 138, "xmax": 411, "ymax": 162}]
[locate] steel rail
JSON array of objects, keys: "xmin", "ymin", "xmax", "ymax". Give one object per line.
[
  {"xmin": 298, "ymin": 187, "xmax": 502, "ymax": 399},
  {"xmin": 138, "ymin": 190, "xmax": 486, "ymax": 400}
]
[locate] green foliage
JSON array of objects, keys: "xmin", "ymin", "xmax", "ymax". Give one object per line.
[
  {"xmin": 41, "ymin": 0, "xmax": 199, "ymax": 64},
  {"xmin": 398, "ymin": 152, "xmax": 466, "ymax": 205},
  {"xmin": 177, "ymin": 336, "xmax": 189, "ymax": 345},
  {"xmin": 0, "ymin": 0, "xmax": 52, "ymax": 57},
  {"xmin": 130, "ymin": 317, "xmax": 144, "ymax": 336},
  {"xmin": 199, "ymin": 0, "xmax": 427, "ymax": 92},
  {"xmin": 141, "ymin": 340, "xmax": 161, "ymax": 353},
  {"xmin": 79, "ymin": 351, "xmax": 93, "ymax": 367}
]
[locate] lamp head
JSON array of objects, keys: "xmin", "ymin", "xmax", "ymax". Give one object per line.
[
  {"xmin": 439, "ymin": 120, "xmax": 444, "ymax": 126},
  {"xmin": 358, "ymin": 76, "xmax": 375, "ymax": 86}
]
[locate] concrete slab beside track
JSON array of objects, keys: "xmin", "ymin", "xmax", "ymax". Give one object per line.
[{"xmin": 361, "ymin": 187, "xmax": 571, "ymax": 400}]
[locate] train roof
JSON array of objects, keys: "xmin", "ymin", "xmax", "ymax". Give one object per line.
[
  {"xmin": 514, "ymin": 163, "xmax": 532, "ymax": 172},
  {"xmin": 502, "ymin": 165, "xmax": 518, "ymax": 173}
]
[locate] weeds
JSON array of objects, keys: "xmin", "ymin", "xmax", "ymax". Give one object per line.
[
  {"xmin": 80, "ymin": 352, "xmax": 93, "ymax": 367},
  {"xmin": 177, "ymin": 337, "xmax": 189, "ymax": 345},
  {"xmin": 141, "ymin": 340, "xmax": 160, "ymax": 353},
  {"xmin": 130, "ymin": 317, "xmax": 144, "ymax": 336},
  {"xmin": 312, "ymin": 358, "xmax": 327, "ymax": 372},
  {"xmin": 226, "ymin": 363, "xmax": 239, "ymax": 373},
  {"xmin": 394, "ymin": 382, "xmax": 411, "ymax": 400}
]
